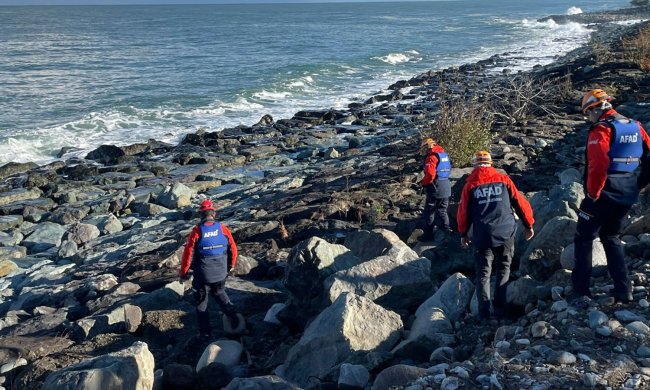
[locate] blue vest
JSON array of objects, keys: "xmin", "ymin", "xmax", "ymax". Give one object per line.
[
  {"xmin": 435, "ymin": 152, "xmax": 451, "ymax": 180},
  {"xmin": 196, "ymin": 222, "xmax": 228, "ymax": 257},
  {"xmin": 606, "ymin": 119, "xmax": 643, "ymax": 173}
]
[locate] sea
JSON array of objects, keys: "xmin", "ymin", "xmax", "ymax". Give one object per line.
[{"xmin": 0, "ymin": 0, "xmax": 636, "ymax": 165}]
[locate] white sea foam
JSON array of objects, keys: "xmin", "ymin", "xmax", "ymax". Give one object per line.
[
  {"xmin": 567, "ymin": 7, "xmax": 583, "ymax": 15},
  {"xmin": 253, "ymin": 90, "xmax": 292, "ymax": 101},
  {"xmin": 373, "ymin": 50, "xmax": 422, "ymax": 65},
  {"xmin": 613, "ymin": 19, "xmax": 647, "ymax": 26}
]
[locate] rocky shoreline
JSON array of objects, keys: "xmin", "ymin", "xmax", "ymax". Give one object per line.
[{"xmin": 0, "ymin": 7, "xmax": 650, "ymax": 390}]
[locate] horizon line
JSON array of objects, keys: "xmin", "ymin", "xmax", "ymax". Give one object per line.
[{"xmin": 0, "ymin": 0, "xmax": 453, "ymax": 6}]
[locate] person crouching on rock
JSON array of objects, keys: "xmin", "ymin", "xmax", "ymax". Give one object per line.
[
  {"xmin": 419, "ymin": 138, "xmax": 452, "ymax": 241},
  {"xmin": 456, "ymin": 151, "xmax": 535, "ymax": 322},
  {"xmin": 179, "ymin": 199, "xmax": 242, "ymax": 336},
  {"xmin": 570, "ymin": 89, "xmax": 650, "ymax": 307}
]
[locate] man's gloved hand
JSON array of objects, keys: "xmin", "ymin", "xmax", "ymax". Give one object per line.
[
  {"xmin": 460, "ymin": 236, "xmax": 471, "ymax": 248},
  {"xmin": 227, "ymin": 267, "xmax": 235, "ymax": 276},
  {"xmin": 523, "ymin": 227, "xmax": 535, "ymax": 241}
]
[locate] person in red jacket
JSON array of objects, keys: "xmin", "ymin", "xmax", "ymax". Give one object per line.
[
  {"xmin": 179, "ymin": 199, "xmax": 241, "ymax": 336},
  {"xmin": 419, "ymin": 138, "xmax": 452, "ymax": 240},
  {"xmin": 457, "ymin": 151, "xmax": 535, "ymax": 321},
  {"xmin": 571, "ymin": 89, "xmax": 650, "ymax": 306}
]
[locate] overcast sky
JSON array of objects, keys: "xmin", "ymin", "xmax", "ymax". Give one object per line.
[{"xmin": 1, "ymin": 0, "xmax": 437, "ymax": 4}]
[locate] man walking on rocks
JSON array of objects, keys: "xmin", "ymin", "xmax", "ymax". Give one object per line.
[
  {"xmin": 419, "ymin": 138, "xmax": 452, "ymax": 240},
  {"xmin": 571, "ymin": 89, "xmax": 650, "ymax": 305},
  {"xmin": 457, "ymin": 151, "xmax": 535, "ymax": 321},
  {"xmin": 179, "ymin": 199, "xmax": 242, "ymax": 336}
]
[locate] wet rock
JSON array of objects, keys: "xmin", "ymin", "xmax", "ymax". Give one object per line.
[
  {"xmin": 282, "ymin": 293, "xmax": 402, "ymax": 386},
  {"xmin": 626, "ymin": 321, "xmax": 650, "ymax": 336},
  {"xmin": 372, "ymin": 365, "xmax": 427, "ymax": 390},
  {"xmin": 588, "ymin": 311, "xmax": 608, "ymax": 329},
  {"xmin": 42, "ymin": 341, "xmax": 154, "ymax": 389},
  {"xmin": 0, "ymin": 162, "xmax": 38, "ymax": 180},
  {"xmin": 57, "ymin": 240, "xmax": 78, "ymax": 258},
  {"xmin": 614, "ymin": 310, "xmax": 644, "ymax": 322},
  {"xmin": 196, "ymin": 340, "xmax": 243, "ymax": 372},
  {"xmin": 531, "ymin": 321, "xmax": 548, "ymax": 338}
]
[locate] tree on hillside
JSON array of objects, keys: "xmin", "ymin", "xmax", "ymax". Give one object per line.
[{"xmin": 631, "ymin": 0, "xmax": 649, "ymax": 7}]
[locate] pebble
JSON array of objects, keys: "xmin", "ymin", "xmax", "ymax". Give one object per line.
[
  {"xmin": 531, "ymin": 321, "xmax": 548, "ymax": 338},
  {"xmin": 450, "ymin": 366, "xmax": 469, "ymax": 379},
  {"xmin": 588, "ymin": 310, "xmax": 609, "ymax": 329},
  {"xmin": 549, "ymin": 351, "xmax": 576, "ymax": 365},
  {"xmin": 440, "ymin": 377, "xmax": 458, "ymax": 390},
  {"xmin": 515, "ymin": 338, "xmax": 530, "ymax": 346},
  {"xmin": 625, "ymin": 374, "xmax": 643, "ymax": 388},
  {"xmin": 533, "ymin": 366, "xmax": 550, "ymax": 373},
  {"xmin": 496, "ymin": 341, "xmax": 510, "ymax": 351},
  {"xmin": 583, "ymin": 372, "xmax": 599, "ymax": 387},
  {"xmin": 551, "ymin": 300, "xmax": 568, "ymax": 312},
  {"xmin": 637, "ymin": 346, "xmax": 650, "ymax": 358},
  {"xmin": 551, "ymin": 286, "xmax": 563, "ymax": 301},
  {"xmin": 577, "ymin": 353, "xmax": 592, "ymax": 361},
  {"xmin": 626, "ymin": 321, "xmax": 650, "ymax": 336},
  {"xmin": 640, "ymin": 299, "xmax": 650, "ymax": 308},
  {"xmin": 426, "ymin": 363, "xmax": 449, "ymax": 375},
  {"xmin": 614, "ymin": 310, "xmax": 644, "ymax": 322}
]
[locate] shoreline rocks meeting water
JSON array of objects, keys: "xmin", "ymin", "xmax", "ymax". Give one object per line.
[{"xmin": 0, "ymin": 5, "xmax": 650, "ymax": 390}]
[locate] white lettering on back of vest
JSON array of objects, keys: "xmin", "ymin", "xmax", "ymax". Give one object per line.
[
  {"xmin": 204, "ymin": 231, "xmax": 220, "ymax": 238},
  {"xmin": 474, "ymin": 185, "xmax": 503, "ymax": 198},
  {"xmin": 619, "ymin": 134, "xmax": 638, "ymax": 143}
]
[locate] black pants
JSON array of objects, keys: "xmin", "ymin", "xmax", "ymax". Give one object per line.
[
  {"xmin": 475, "ymin": 237, "xmax": 514, "ymax": 318},
  {"xmin": 572, "ymin": 197, "xmax": 631, "ymax": 297},
  {"xmin": 423, "ymin": 185, "xmax": 450, "ymax": 231},
  {"xmin": 193, "ymin": 279, "xmax": 235, "ymax": 335}
]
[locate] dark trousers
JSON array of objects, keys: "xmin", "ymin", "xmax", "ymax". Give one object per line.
[
  {"xmin": 423, "ymin": 186, "xmax": 450, "ymax": 231},
  {"xmin": 475, "ymin": 237, "xmax": 514, "ymax": 318},
  {"xmin": 193, "ymin": 279, "xmax": 235, "ymax": 335},
  {"xmin": 572, "ymin": 197, "xmax": 631, "ymax": 297}
]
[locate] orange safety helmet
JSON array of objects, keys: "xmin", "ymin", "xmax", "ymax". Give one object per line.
[
  {"xmin": 420, "ymin": 138, "xmax": 436, "ymax": 149},
  {"xmin": 198, "ymin": 199, "xmax": 216, "ymax": 212},
  {"xmin": 580, "ymin": 89, "xmax": 613, "ymax": 114},
  {"xmin": 472, "ymin": 150, "xmax": 493, "ymax": 166}
]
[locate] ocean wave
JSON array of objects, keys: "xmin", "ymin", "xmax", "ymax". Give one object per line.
[
  {"xmin": 372, "ymin": 50, "xmax": 422, "ymax": 65},
  {"xmin": 567, "ymin": 7, "xmax": 583, "ymax": 15},
  {"xmin": 613, "ymin": 19, "xmax": 647, "ymax": 26},
  {"xmin": 253, "ymin": 90, "xmax": 292, "ymax": 101}
]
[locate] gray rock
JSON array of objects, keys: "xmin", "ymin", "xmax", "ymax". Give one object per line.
[
  {"xmin": 505, "ymin": 275, "xmax": 549, "ymax": 306},
  {"xmin": 157, "ymin": 183, "xmax": 194, "ymax": 209},
  {"xmin": 42, "ymin": 341, "xmax": 154, "ymax": 389},
  {"xmin": 0, "ymin": 260, "xmax": 17, "ymax": 277},
  {"xmin": 560, "ymin": 240, "xmax": 607, "ymax": 270},
  {"xmin": 0, "ymin": 216, "xmax": 23, "ymax": 231},
  {"xmin": 520, "ymin": 217, "xmax": 576, "ymax": 280},
  {"xmin": 392, "ymin": 273, "xmax": 473, "ymax": 360},
  {"xmin": 614, "ymin": 310, "xmax": 644, "ymax": 323},
  {"xmin": 22, "ymin": 222, "xmax": 66, "ymax": 253},
  {"xmin": 66, "ymin": 223, "xmax": 101, "ymax": 245},
  {"xmin": 344, "ymin": 229, "xmax": 419, "ymax": 262},
  {"xmin": 559, "ymin": 168, "xmax": 582, "ymax": 185},
  {"xmin": 441, "ymin": 377, "xmax": 459, "ymax": 390},
  {"xmin": 233, "ymin": 255, "xmax": 259, "ymax": 276},
  {"xmin": 626, "ymin": 321, "xmax": 650, "ymax": 336},
  {"xmin": 596, "ymin": 326, "xmax": 612, "ymax": 337},
  {"xmin": 282, "ymin": 293, "xmax": 402, "ymax": 386},
  {"xmin": 0, "ymin": 358, "xmax": 27, "ymax": 374},
  {"xmin": 548, "ymin": 351, "xmax": 576, "ymax": 365},
  {"xmin": 0, "ymin": 246, "xmax": 26, "ymax": 261},
  {"xmin": 372, "ymin": 365, "xmax": 427, "ymax": 390},
  {"xmin": 224, "ymin": 376, "xmax": 298, "ymax": 390},
  {"xmin": 324, "ymin": 255, "xmax": 432, "ymax": 310},
  {"xmin": 0, "ymin": 188, "xmax": 41, "ymax": 207},
  {"xmin": 264, "ymin": 303, "xmax": 285, "ymax": 325},
  {"xmin": 57, "ymin": 240, "xmax": 78, "ymax": 258},
  {"xmin": 588, "ymin": 311, "xmax": 608, "ymax": 329},
  {"xmin": 551, "ymin": 300, "xmax": 568, "ymax": 312},
  {"xmin": 324, "ymin": 147, "xmax": 340, "ymax": 159},
  {"xmin": 99, "ymin": 214, "xmax": 124, "ymax": 234},
  {"xmin": 124, "ymin": 304, "xmax": 143, "ymax": 333},
  {"xmin": 196, "ymin": 340, "xmax": 243, "ymax": 372},
  {"xmin": 531, "ymin": 321, "xmax": 548, "ymax": 338},
  {"xmin": 637, "ymin": 345, "xmax": 650, "ymax": 358},
  {"xmin": 0, "ymin": 231, "xmax": 23, "ymax": 247},
  {"xmin": 429, "ymin": 347, "xmax": 454, "ymax": 363},
  {"xmin": 338, "ymin": 363, "xmax": 370, "ymax": 389},
  {"xmin": 76, "ymin": 303, "xmax": 135, "ymax": 339},
  {"xmin": 50, "ymin": 205, "xmax": 90, "ymax": 225}
]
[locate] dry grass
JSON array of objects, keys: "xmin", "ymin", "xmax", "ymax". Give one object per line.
[{"xmin": 623, "ymin": 25, "xmax": 650, "ymax": 71}]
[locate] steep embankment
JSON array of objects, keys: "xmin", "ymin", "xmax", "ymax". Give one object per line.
[{"xmin": 0, "ymin": 8, "xmax": 648, "ymax": 390}]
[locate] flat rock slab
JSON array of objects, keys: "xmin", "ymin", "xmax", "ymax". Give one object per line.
[{"xmin": 0, "ymin": 189, "xmax": 42, "ymax": 207}]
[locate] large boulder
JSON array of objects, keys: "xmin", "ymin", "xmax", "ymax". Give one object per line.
[
  {"xmin": 344, "ymin": 229, "xmax": 419, "ymax": 262},
  {"xmin": 196, "ymin": 340, "xmax": 243, "ymax": 372},
  {"xmin": 323, "ymin": 255, "xmax": 431, "ymax": 310},
  {"xmin": 22, "ymin": 222, "xmax": 66, "ymax": 253},
  {"xmin": 560, "ymin": 239, "xmax": 608, "ymax": 271},
  {"xmin": 75, "ymin": 303, "xmax": 141, "ymax": 339},
  {"xmin": 0, "ymin": 215, "xmax": 23, "ymax": 231},
  {"xmin": 505, "ymin": 275, "xmax": 551, "ymax": 306},
  {"xmin": 224, "ymin": 376, "xmax": 299, "ymax": 390},
  {"xmin": 156, "ymin": 183, "xmax": 194, "ymax": 209},
  {"xmin": 41, "ymin": 341, "xmax": 155, "ymax": 390},
  {"xmin": 282, "ymin": 293, "xmax": 402, "ymax": 387},
  {"xmin": 520, "ymin": 216, "xmax": 577, "ymax": 281},
  {"xmin": 392, "ymin": 273, "xmax": 474, "ymax": 360},
  {"xmin": 280, "ymin": 237, "xmax": 362, "ymax": 327},
  {"xmin": 0, "ymin": 188, "xmax": 41, "ymax": 207}
]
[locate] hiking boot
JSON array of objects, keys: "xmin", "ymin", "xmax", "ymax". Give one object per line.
[{"xmin": 612, "ymin": 290, "xmax": 633, "ymax": 304}]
